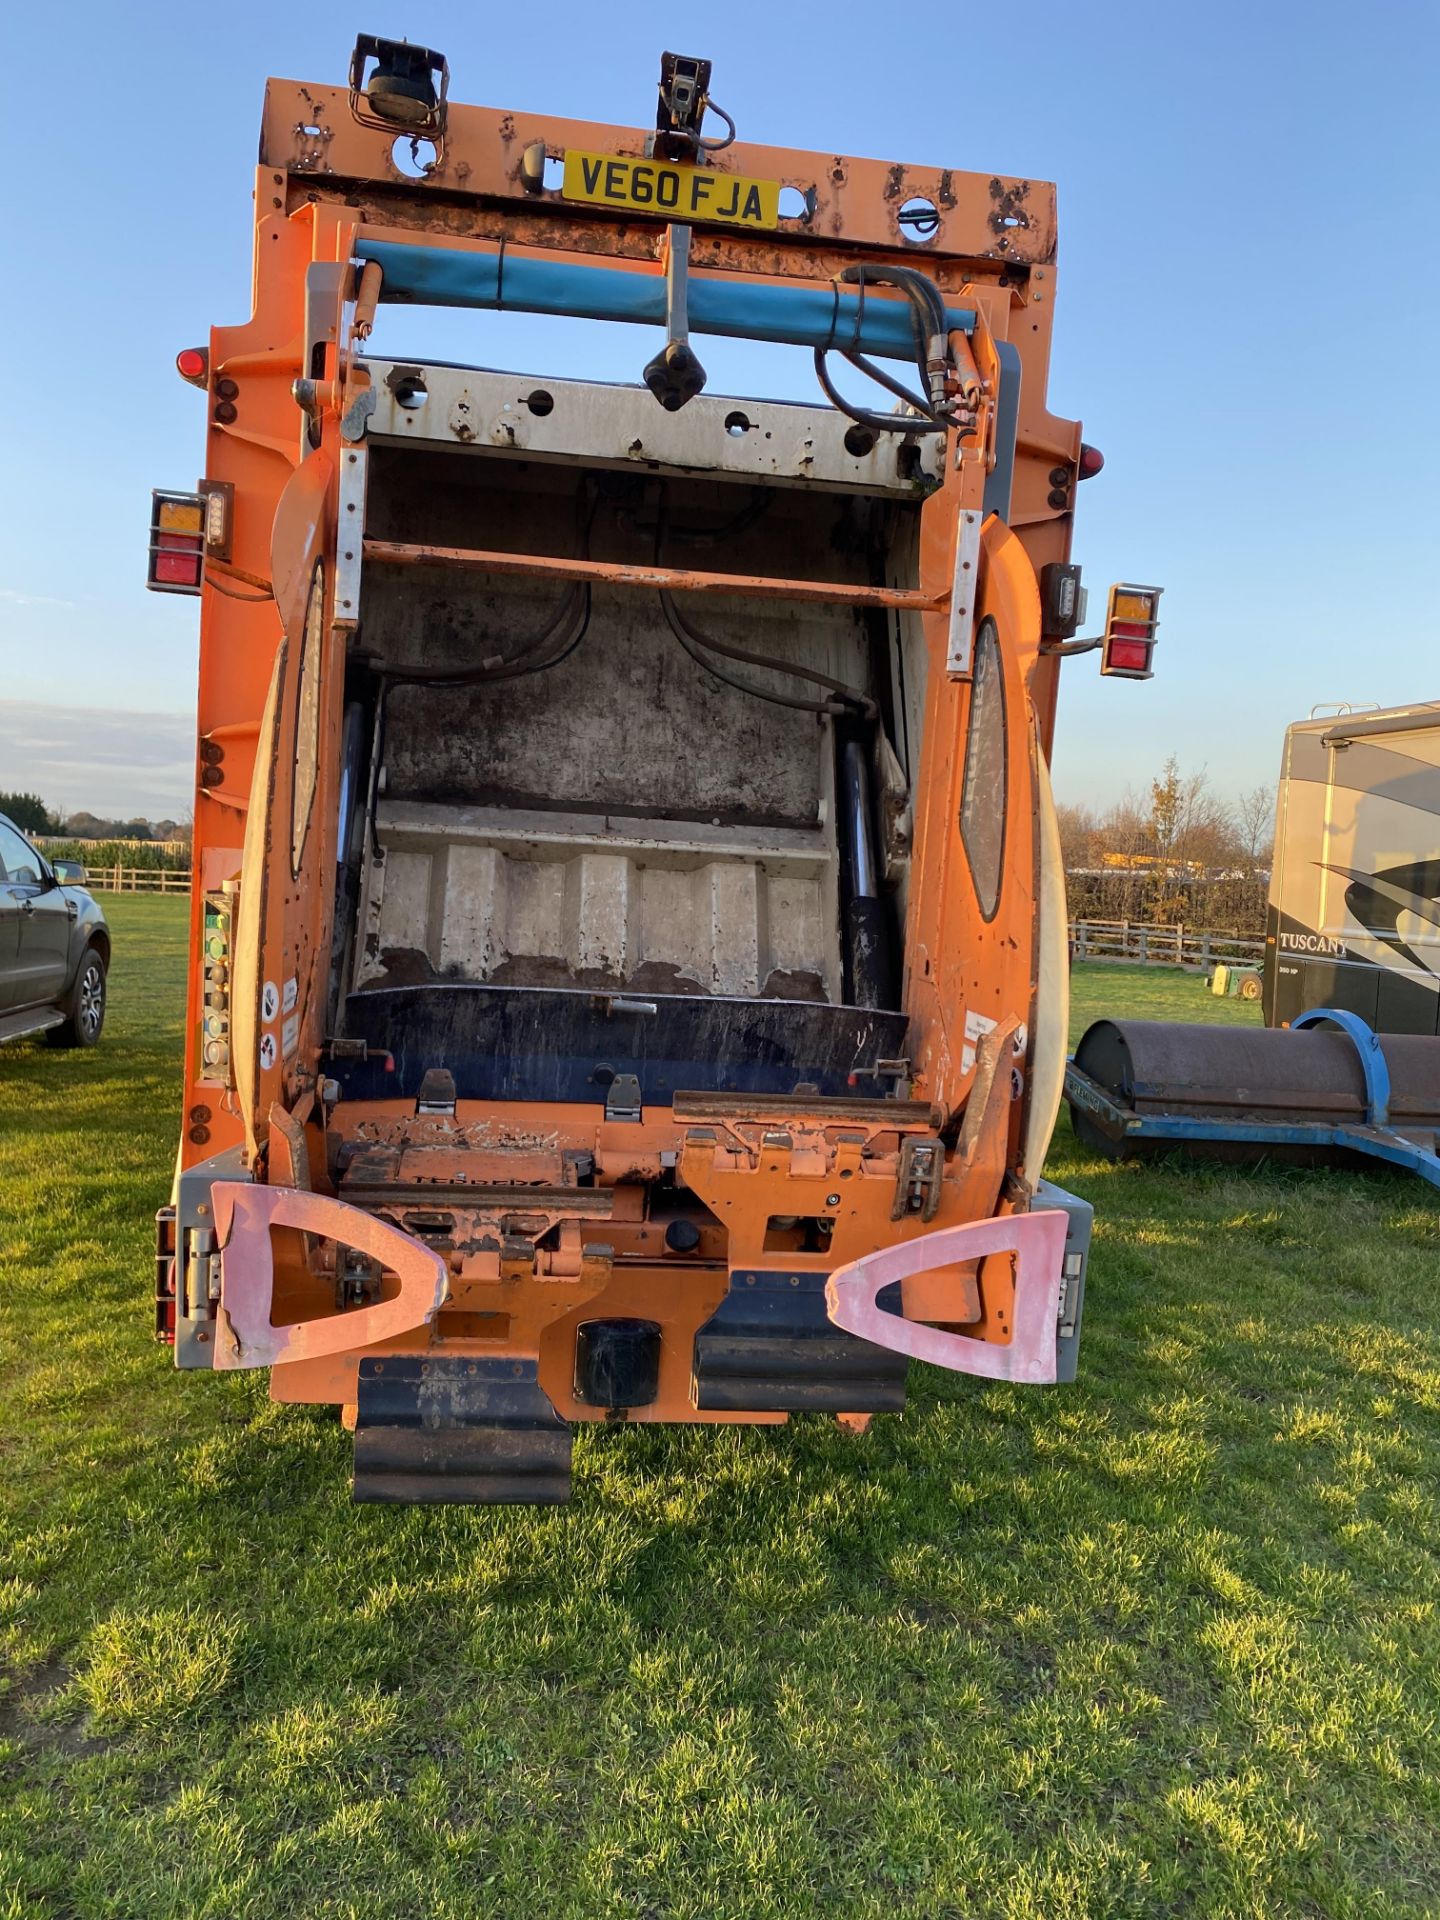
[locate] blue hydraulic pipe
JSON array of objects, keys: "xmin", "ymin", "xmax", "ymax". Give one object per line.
[{"xmin": 355, "ymin": 240, "xmax": 975, "ymax": 363}]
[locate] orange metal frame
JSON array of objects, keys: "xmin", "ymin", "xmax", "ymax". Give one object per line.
[{"xmin": 172, "ymin": 61, "xmax": 1086, "ymax": 1428}]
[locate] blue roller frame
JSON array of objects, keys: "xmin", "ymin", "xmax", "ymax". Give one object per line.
[
  {"xmin": 1063, "ymin": 1008, "xmax": 1440, "ymax": 1191},
  {"xmin": 355, "ymin": 239, "xmax": 976, "ymax": 364},
  {"xmin": 1291, "ymin": 1006, "xmax": 1390, "ymax": 1127}
]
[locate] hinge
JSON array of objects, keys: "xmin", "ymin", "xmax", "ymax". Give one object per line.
[
  {"xmin": 416, "ymin": 1066, "xmax": 457, "ymax": 1116},
  {"xmin": 183, "ymin": 1227, "xmax": 221, "ymax": 1322},
  {"xmin": 892, "ymin": 1136, "xmax": 944, "ymax": 1221},
  {"xmin": 1058, "ymin": 1249, "xmax": 1084, "ymax": 1340},
  {"xmin": 605, "ymin": 1073, "xmax": 643, "ymax": 1123}
]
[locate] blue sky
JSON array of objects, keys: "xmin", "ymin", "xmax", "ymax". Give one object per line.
[{"xmin": 2, "ymin": 0, "xmax": 1436, "ymax": 819}]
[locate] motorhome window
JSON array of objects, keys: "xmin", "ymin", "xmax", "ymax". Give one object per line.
[
  {"xmin": 960, "ymin": 617, "xmax": 1006, "ymax": 920},
  {"xmin": 291, "ymin": 563, "xmax": 325, "ymax": 877}
]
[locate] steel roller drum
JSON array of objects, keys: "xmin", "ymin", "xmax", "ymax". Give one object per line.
[{"xmin": 1069, "ymin": 1020, "xmax": 1440, "ymax": 1165}]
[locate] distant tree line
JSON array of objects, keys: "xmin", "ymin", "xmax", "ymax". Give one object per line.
[
  {"xmin": 0, "ymin": 793, "xmax": 189, "ymax": 846},
  {"xmin": 1059, "ymin": 758, "xmax": 1274, "ymax": 931}
]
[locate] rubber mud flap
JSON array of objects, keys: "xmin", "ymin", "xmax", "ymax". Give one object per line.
[
  {"xmin": 574, "ymin": 1319, "xmax": 662, "ymax": 1409},
  {"xmin": 692, "ymin": 1270, "xmax": 908, "ymax": 1413},
  {"xmin": 353, "ymin": 1356, "xmax": 571, "ymax": 1504}
]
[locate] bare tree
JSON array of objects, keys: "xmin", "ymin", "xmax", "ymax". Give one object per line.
[
  {"xmin": 1054, "ymin": 801, "xmax": 1098, "ymax": 872},
  {"xmin": 1060, "ymin": 761, "xmax": 1270, "ymax": 930},
  {"xmin": 1149, "ymin": 757, "xmax": 1236, "ymax": 867},
  {"xmin": 1234, "ymin": 784, "xmax": 1276, "ymax": 869}
]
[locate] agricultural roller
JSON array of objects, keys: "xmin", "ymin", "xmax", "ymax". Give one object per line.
[{"xmin": 1065, "ymin": 1008, "xmax": 1440, "ymax": 1186}]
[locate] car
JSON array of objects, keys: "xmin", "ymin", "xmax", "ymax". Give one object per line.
[{"xmin": 0, "ymin": 814, "xmax": 110, "ymax": 1048}]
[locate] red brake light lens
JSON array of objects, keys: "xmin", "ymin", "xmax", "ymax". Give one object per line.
[
  {"xmin": 1078, "ymin": 443, "xmax": 1105, "ymax": 479},
  {"xmin": 176, "ymin": 347, "xmax": 208, "ymax": 384},
  {"xmin": 154, "ymin": 535, "xmax": 202, "ymax": 588},
  {"xmin": 1105, "ymin": 638, "xmax": 1152, "ymax": 672}
]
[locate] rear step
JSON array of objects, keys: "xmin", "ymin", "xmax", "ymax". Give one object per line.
[
  {"xmin": 0, "ymin": 1007, "xmax": 64, "ymax": 1047},
  {"xmin": 353, "ymin": 1356, "xmax": 572, "ymax": 1504},
  {"xmin": 692, "ymin": 1269, "xmax": 908, "ymax": 1413}
]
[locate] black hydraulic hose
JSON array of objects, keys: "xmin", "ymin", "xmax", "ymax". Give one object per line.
[
  {"xmin": 619, "ymin": 488, "xmax": 773, "ymax": 548},
  {"xmin": 659, "ymin": 591, "xmax": 876, "ymax": 718},
  {"xmin": 813, "ymin": 349, "xmax": 946, "ymax": 436},
  {"xmin": 815, "ymin": 261, "xmax": 951, "ymax": 434},
  {"xmin": 840, "ymin": 348, "xmax": 936, "ymax": 416},
  {"xmin": 661, "ymin": 597, "xmax": 842, "ymax": 716},
  {"xmin": 650, "ymin": 481, "xmax": 875, "ymax": 717},
  {"xmin": 379, "ymin": 585, "xmax": 582, "ymax": 687},
  {"xmin": 384, "ymin": 586, "xmax": 593, "ymax": 688},
  {"xmin": 849, "ymin": 262, "xmax": 947, "ymax": 335},
  {"xmin": 383, "ymin": 479, "xmax": 602, "ymax": 689}
]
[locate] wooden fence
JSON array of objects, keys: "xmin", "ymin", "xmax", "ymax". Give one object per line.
[
  {"xmin": 77, "ymin": 875, "xmax": 1264, "ymax": 974},
  {"xmin": 1069, "ymin": 920, "xmax": 1265, "ymax": 970},
  {"xmin": 83, "ymin": 865, "xmax": 192, "ymax": 895}
]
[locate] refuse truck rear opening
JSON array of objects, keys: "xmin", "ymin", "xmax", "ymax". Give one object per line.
[{"xmin": 149, "ymin": 38, "xmax": 1156, "ymax": 1503}]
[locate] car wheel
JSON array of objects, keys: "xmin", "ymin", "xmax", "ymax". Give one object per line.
[{"xmin": 47, "ymin": 949, "xmax": 107, "ymax": 1049}]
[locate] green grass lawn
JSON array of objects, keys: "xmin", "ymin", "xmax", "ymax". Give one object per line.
[{"xmin": 2, "ymin": 900, "xmax": 1437, "ymax": 1919}]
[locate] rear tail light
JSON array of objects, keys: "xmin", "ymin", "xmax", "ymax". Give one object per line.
[
  {"xmin": 147, "ymin": 491, "xmax": 205, "ymax": 594},
  {"xmin": 1100, "ymin": 583, "xmax": 1161, "ymax": 679},
  {"xmin": 176, "ymin": 347, "xmax": 209, "ymax": 386}
]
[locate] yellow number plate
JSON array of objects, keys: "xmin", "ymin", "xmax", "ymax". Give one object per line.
[{"xmin": 561, "ymin": 150, "xmax": 780, "ymax": 229}]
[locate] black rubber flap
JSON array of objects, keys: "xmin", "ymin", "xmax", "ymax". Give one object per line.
[
  {"xmin": 692, "ymin": 1270, "xmax": 907, "ymax": 1413},
  {"xmin": 575, "ymin": 1319, "xmax": 662, "ymax": 1409},
  {"xmin": 353, "ymin": 1356, "xmax": 571, "ymax": 1505}
]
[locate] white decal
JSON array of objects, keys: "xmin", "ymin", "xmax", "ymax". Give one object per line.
[
  {"xmin": 281, "ymin": 1013, "xmax": 300, "ymax": 1059},
  {"xmin": 282, "ymin": 976, "xmax": 298, "ymax": 1014},
  {"xmin": 1279, "ymin": 931, "xmax": 1344, "ymax": 956},
  {"xmin": 960, "ymin": 1008, "xmax": 998, "ymax": 1076},
  {"xmin": 261, "ymin": 980, "xmax": 280, "ymax": 1022},
  {"xmin": 259, "ymin": 1032, "xmax": 277, "ymax": 1070}
]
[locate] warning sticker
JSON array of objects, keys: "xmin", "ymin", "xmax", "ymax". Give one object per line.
[
  {"xmin": 282, "ymin": 1013, "xmax": 299, "ymax": 1059},
  {"xmin": 960, "ymin": 1009, "xmax": 998, "ymax": 1077},
  {"xmin": 261, "ymin": 980, "xmax": 280, "ymax": 1022},
  {"xmin": 259, "ymin": 1032, "xmax": 277, "ymax": 1070},
  {"xmin": 282, "ymin": 976, "xmax": 298, "ymax": 1014}
]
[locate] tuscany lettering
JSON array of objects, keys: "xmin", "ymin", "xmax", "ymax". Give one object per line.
[{"xmin": 1279, "ymin": 932, "xmax": 1344, "ymax": 955}]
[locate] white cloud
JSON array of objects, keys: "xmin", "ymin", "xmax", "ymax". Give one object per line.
[
  {"xmin": 0, "ymin": 587, "xmax": 78, "ymax": 610},
  {"xmin": 0, "ymin": 700, "xmax": 192, "ymax": 819}
]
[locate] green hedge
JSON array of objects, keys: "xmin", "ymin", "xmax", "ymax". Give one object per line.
[{"xmin": 41, "ymin": 839, "xmax": 191, "ymax": 874}]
